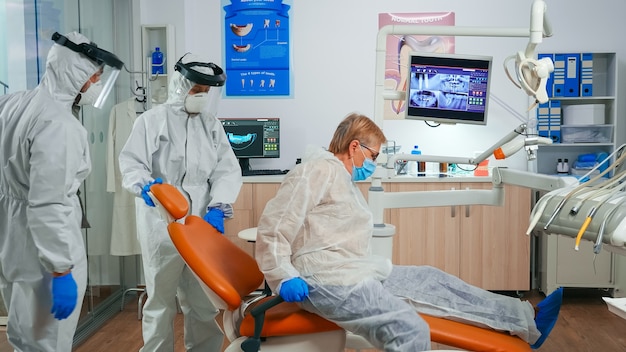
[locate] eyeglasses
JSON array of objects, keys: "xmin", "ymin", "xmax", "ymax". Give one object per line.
[{"xmin": 360, "ymin": 143, "xmax": 379, "ymax": 162}]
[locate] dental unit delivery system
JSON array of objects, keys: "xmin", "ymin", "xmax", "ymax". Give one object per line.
[{"xmin": 529, "ymin": 145, "xmax": 626, "ymax": 256}]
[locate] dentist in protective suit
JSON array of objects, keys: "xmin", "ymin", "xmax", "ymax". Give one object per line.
[
  {"xmin": 0, "ymin": 32, "xmax": 123, "ymax": 351},
  {"xmin": 119, "ymin": 53, "xmax": 242, "ymax": 351}
]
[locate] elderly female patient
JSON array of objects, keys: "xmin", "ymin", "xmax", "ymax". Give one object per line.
[{"xmin": 255, "ymin": 112, "xmax": 562, "ymax": 351}]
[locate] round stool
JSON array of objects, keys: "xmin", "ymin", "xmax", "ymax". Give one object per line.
[
  {"xmin": 237, "ymin": 227, "xmax": 258, "ymax": 242},
  {"xmin": 238, "ymin": 227, "xmax": 258, "ymax": 256}
]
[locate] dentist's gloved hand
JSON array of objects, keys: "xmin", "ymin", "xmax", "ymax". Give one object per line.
[
  {"xmin": 51, "ymin": 272, "xmax": 78, "ymax": 320},
  {"xmin": 279, "ymin": 277, "xmax": 309, "ymax": 302},
  {"xmin": 140, "ymin": 178, "xmax": 163, "ymax": 207},
  {"xmin": 203, "ymin": 207, "xmax": 225, "ymax": 233}
]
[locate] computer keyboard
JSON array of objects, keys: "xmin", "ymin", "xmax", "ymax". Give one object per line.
[{"xmin": 242, "ymin": 169, "xmax": 289, "ymax": 176}]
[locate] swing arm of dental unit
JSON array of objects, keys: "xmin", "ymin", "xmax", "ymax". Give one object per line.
[{"xmin": 368, "ymin": 167, "xmax": 572, "ymax": 231}]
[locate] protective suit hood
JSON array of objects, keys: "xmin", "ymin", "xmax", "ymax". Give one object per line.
[
  {"xmin": 40, "ymin": 31, "xmax": 102, "ymax": 110},
  {"xmin": 166, "ymin": 53, "xmax": 224, "ymax": 116}
]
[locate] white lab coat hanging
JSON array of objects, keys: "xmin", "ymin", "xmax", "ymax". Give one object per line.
[{"xmin": 106, "ymin": 98, "xmax": 142, "ymax": 256}]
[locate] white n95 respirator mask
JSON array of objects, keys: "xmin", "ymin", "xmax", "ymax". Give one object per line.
[
  {"xmin": 184, "ymin": 92, "xmax": 210, "ymax": 114},
  {"xmin": 76, "ymin": 80, "xmax": 104, "ymax": 106}
]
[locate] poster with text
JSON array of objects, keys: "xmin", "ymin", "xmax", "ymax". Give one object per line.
[
  {"xmin": 378, "ymin": 13, "xmax": 455, "ymax": 119},
  {"xmin": 223, "ymin": 0, "xmax": 292, "ymax": 97}
]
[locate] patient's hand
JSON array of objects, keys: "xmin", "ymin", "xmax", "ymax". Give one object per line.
[{"xmin": 279, "ymin": 277, "xmax": 309, "ymax": 302}]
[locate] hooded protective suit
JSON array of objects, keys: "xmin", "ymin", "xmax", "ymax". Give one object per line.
[
  {"xmin": 0, "ymin": 32, "xmax": 98, "ymax": 351},
  {"xmin": 119, "ymin": 55, "xmax": 242, "ymax": 351},
  {"xmin": 256, "ymin": 146, "xmax": 541, "ymax": 351}
]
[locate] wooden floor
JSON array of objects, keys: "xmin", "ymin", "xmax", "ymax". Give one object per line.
[{"xmin": 1, "ymin": 288, "xmax": 626, "ymax": 351}]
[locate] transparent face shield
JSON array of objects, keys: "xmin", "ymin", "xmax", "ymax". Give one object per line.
[
  {"xmin": 51, "ymin": 32, "xmax": 124, "ymax": 109},
  {"xmin": 183, "ymin": 84, "xmax": 223, "ymax": 115},
  {"xmin": 175, "ymin": 55, "xmax": 226, "ymax": 116},
  {"xmin": 93, "ymin": 64, "xmax": 121, "ymax": 109}
]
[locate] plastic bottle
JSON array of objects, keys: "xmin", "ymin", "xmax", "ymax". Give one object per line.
[
  {"xmin": 408, "ymin": 146, "xmax": 422, "ymax": 176},
  {"xmin": 151, "ymin": 47, "xmax": 164, "ymax": 74}
]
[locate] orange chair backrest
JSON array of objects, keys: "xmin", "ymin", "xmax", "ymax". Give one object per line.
[
  {"xmin": 150, "ymin": 183, "xmax": 265, "ymax": 311},
  {"xmin": 150, "ymin": 183, "xmax": 189, "ymax": 220},
  {"xmin": 168, "ymin": 217, "xmax": 265, "ymax": 310}
]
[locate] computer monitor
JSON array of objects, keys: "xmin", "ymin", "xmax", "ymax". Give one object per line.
[
  {"xmin": 219, "ymin": 117, "xmax": 280, "ymax": 171},
  {"xmin": 406, "ymin": 52, "xmax": 492, "ymax": 125}
]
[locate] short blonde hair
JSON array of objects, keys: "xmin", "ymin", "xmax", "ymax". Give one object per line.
[{"xmin": 328, "ymin": 113, "xmax": 386, "ymax": 154}]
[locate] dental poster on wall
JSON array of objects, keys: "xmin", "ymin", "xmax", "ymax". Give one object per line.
[
  {"xmin": 379, "ymin": 13, "xmax": 455, "ymax": 120},
  {"xmin": 222, "ymin": 0, "xmax": 293, "ymax": 98}
]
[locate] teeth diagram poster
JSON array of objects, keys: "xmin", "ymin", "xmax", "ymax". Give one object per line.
[
  {"xmin": 378, "ymin": 13, "xmax": 455, "ymax": 119},
  {"xmin": 222, "ymin": 0, "xmax": 292, "ymax": 97}
]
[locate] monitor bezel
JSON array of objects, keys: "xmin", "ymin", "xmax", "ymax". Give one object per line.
[{"xmin": 405, "ymin": 51, "xmax": 493, "ymax": 126}]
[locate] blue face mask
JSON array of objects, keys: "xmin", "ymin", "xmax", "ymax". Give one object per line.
[{"xmin": 352, "ymin": 147, "xmax": 377, "ymax": 181}]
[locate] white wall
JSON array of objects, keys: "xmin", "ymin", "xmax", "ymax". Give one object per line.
[{"xmin": 140, "ymin": 0, "xmax": 626, "ymax": 171}]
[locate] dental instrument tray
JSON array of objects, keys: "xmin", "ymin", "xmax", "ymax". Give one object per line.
[{"xmin": 532, "ymin": 187, "xmax": 626, "ymax": 251}]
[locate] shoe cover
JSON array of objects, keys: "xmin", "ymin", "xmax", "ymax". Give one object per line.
[{"xmin": 531, "ymin": 287, "xmax": 563, "ymax": 349}]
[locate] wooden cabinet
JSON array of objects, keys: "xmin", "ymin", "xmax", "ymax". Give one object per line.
[
  {"xmin": 389, "ymin": 182, "xmax": 461, "ymax": 275},
  {"xmin": 388, "ymin": 182, "xmax": 531, "ymax": 291},
  {"xmin": 224, "ymin": 183, "xmax": 254, "ymax": 255},
  {"xmin": 459, "ymin": 183, "xmax": 531, "ymax": 290},
  {"xmin": 230, "ymin": 180, "xmax": 531, "ymax": 291},
  {"xmin": 224, "ymin": 182, "xmax": 281, "ymax": 257}
]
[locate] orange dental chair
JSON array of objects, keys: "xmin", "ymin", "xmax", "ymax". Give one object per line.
[{"xmin": 149, "ymin": 183, "xmax": 532, "ymax": 352}]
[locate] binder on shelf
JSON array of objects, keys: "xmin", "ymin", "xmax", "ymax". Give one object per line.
[
  {"xmin": 538, "ymin": 53, "xmax": 554, "ymax": 98},
  {"xmin": 580, "ymin": 53, "xmax": 593, "ymax": 96},
  {"xmin": 563, "ymin": 53, "xmax": 580, "ymax": 97},
  {"xmin": 536, "ymin": 102, "xmax": 552, "ymax": 140},
  {"xmin": 549, "ymin": 100, "xmax": 561, "ymax": 143},
  {"xmin": 537, "ymin": 122, "xmax": 550, "ymax": 139},
  {"xmin": 552, "ymin": 53, "xmax": 566, "ymax": 97}
]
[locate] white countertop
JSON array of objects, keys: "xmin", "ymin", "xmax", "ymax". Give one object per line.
[{"xmin": 242, "ymin": 173, "xmax": 492, "ymax": 183}]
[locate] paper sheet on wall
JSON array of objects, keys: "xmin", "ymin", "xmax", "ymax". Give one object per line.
[{"xmin": 378, "ymin": 13, "xmax": 455, "ymax": 120}]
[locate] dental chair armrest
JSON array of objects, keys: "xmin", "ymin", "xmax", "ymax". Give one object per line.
[{"xmin": 240, "ymin": 295, "xmax": 285, "ymax": 352}]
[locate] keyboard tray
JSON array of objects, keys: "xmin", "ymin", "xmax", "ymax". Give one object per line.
[{"xmin": 242, "ymin": 169, "xmax": 288, "ymax": 176}]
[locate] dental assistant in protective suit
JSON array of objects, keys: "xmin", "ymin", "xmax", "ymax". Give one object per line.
[
  {"xmin": 0, "ymin": 32, "xmax": 123, "ymax": 352},
  {"xmin": 119, "ymin": 53, "xmax": 242, "ymax": 351},
  {"xmin": 256, "ymin": 112, "xmax": 563, "ymax": 351}
]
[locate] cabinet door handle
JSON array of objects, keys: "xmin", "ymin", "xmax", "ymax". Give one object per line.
[
  {"xmin": 450, "ymin": 187, "xmax": 456, "ymax": 218},
  {"xmin": 465, "ymin": 187, "xmax": 471, "ymax": 217}
]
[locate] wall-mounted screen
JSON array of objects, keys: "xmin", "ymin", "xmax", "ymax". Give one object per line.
[
  {"xmin": 219, "ymin": 117, "xmax": 280, "ymax": 171},
  {"xmin": 406, "ymin": 52, "xmax": 492, "ymax": 125}
]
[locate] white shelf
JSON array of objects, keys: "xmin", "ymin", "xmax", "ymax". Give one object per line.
[
  {"xmin": 536, "ymin": 52, "xmax": 620, "ymax": 296},
  {"xmin": 141, "ymin": 25, "xmax": 175, "ymax": 109}
]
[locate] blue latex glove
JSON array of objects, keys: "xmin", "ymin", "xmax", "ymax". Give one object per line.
[
  {"xmin": 51, "ymin": 272, "xmax": 78, "ymax": 320},
  {"xmin": 279, "ymin": 277, "xmax": 309, "ymax": 302},
  {"xmin": 141, "ymin": 178, "xmax": 163, "ymax": 207},
  {"xmin": 203, "ymin": 208, "xmax": 225, "ymax": 233}
]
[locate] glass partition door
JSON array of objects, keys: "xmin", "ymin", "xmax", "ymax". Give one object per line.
[{"xmin": 0, "ymin": 0, "xmax": 137, "ymax": 344}]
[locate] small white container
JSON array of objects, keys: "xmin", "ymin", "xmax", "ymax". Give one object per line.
[{"xmin": 563, "ymin": 104, "xmax": 605, "ymax": 125}]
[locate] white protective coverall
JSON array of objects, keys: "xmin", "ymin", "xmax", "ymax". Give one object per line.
[
  {"xmin": 256, "ymin": 146, "xmax": 541, "ymax": 352},
  {"xmin": 0, "ymin": 32, "xmax": 97, "ymax": 351},
  {"xmin": 119, "ymin": 68, "xmax": 242, "ymax": 351}
]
